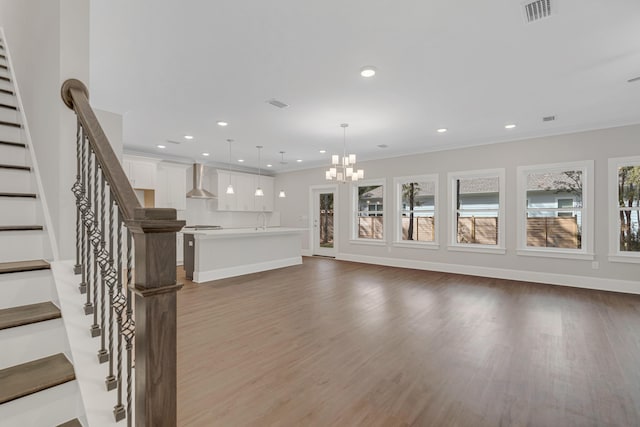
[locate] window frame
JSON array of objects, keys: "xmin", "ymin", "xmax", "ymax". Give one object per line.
[
  {"xmin": 448, "ymin": 168, "xmax": 506, "ymax": 254},
  {"xmin": 516, "ymin": 161, "xmax": 594, "ymax": 260},
  {"xmin": 608, "ymin": 156, "xmax": 640, "ymax": 263},
  {"xmin": 351, "ymin": 178, "xmax": 387, "ymax": 245},
  {"xmin": 393, "ymin": 174, "xmax": 439, "ymax": 249}
]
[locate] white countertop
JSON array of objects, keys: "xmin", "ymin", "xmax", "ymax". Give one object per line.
[{"xmin": 183, "ymin": 227, "xmax": 307, "ymax": 239}]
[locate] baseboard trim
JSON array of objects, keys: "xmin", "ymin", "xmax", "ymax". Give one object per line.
[
  {"xmin": 336, "ymin": 253, "xmax": 639, "ymax": 295},
  {"xmin": 301, "ymin": 249, "xmax": 312, "ymax": 257},
  {"xmin": 194, "ymin": 257, "xmax": 302, "ymax": 283}
]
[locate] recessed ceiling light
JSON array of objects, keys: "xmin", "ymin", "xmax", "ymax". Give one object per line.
[
  {"xmin": 437, "ymin": 128, "xmax": 448, "ymax": 133},
  {"xmin": 216, "ymin": 121, "xmax": 228, "ymax": 127},
  {"xmin": 505, "ymin": 124, "xmax": 517, "ymax": 129},
  {"xmin": 184, "ymin": 135, "xmax": 194, "ymax": 140},
  {"xmin": 201, "ymin": 152, "xmax": 210, "ymax": 156},
  {"xmin": 360, "ymin": 66, "xmax": 376, "ymax": 78},
  {"xmin": 319, "ymin": 150, "xmax": 326, "ymax": 154},
  {"xmin": 296, "ymin": 159, "xmax": 302, "ymax": 163},
  {"xmin": 238, "ymin": 159, "xmax": 244, "ymax": 163},
  {"xmin": 266, "ymin": 164, "xmax": 273, "ymax": 168},
  {"xmin": 156, "ymin": 144, "xmax": 166, "ymax": 149}
]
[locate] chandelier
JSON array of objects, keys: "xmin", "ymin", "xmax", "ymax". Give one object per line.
[{"xmin": 325, "ymin": 123, "xmax": 364, "ymax": 182}]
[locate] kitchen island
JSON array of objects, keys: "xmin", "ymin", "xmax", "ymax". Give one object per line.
[{"xmin": 183, "ymin": 227, "xmax": 306, "ymax": 283}]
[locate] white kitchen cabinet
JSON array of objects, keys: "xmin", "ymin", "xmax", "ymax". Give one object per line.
[
  {"xmin": 122, "ymin": 156, "xmax": 158, "ymax": 190},
  {"xmin": 216, "ymin": 170, "xmax": 238, "ymax": 211},
  {"xmin": 156, "ymin": 162, "xmax": 188, "ymax": 210},
  {"xmin": 215, "ymin": 170, "xmax": 274, "ymax": 211},
  {"xmin": 176, "ymin": 232, "xmax": 184, "ymax": 265}
]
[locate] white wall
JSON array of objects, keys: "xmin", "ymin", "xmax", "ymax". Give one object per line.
[
  {"xmin": 0, "ymin": 0, "xmax": 90, "ymax": 260},
  {"xmin": 275, "ymin": 124, "xmax": 640, "ymax": 292}
]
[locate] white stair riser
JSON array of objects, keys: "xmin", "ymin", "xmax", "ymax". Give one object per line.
[
  {"xmin": 0, "ymin": 269, "xmax": 54, "ymax": 309},
  {"xmin": 0, "ymin": 145, "xmax": 28, "ymax": 165},
  {"xmin": 0, "ymin": 168, "xmax": 33, "ymax": 193},
  {"xmin": 0, "ymin": 197, "xmax": 36, "ymax": 225},
  {"xmin": 0, "ymin": 80, "xmax": 14, "ymax": 94},
  {"xmin": 0, "ymin": 106, "xmax": 19, "ymax": 123},
  {"xmin": 0, "ymin": 91, "xmax": 16, "ymax": 105},
  {"xmin": 0, "ymin": 380, "xmax": 82, "ymax": 427},
  {"xmin": 0, "ymin": 168, "xmax": 32, "ymax": 193},
  {"xmin": 0, "ymin": 231, "xmax": 44, "ymax": 262},
  {"xmin": 0, "ymin": 318, "xmax": 68, "ymax": 370},
  {"xmin": 0, "ymin": 123, "xmax": 20, "ymax": 141}
]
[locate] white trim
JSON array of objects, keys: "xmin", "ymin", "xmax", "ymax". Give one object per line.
[
  {"xmin": 336, "ymin": 253, "xmax": 640, "ymax": 295},
  {"xmin": 1, "ymin": 28, "xmax": 59, "ymax": 260},
  {"xmin": 393, "ymin": 174, "xmax": 438, "ymax": 246},
  {"xmin": 301, "ymin": 249, "xmax": 313, "ymax": 257},
  {"xmin": 608, "ymin": 156, "xmax": 640, "ymax": 261},
  {"xmin": 392, "ymin": 242, "xmax": 440, "ymax": 250},
  {"xmin": 349, "ymin": 239, "xmax": 387, "ymax": 247},
  {"xmin": 608, "ymin": 254, "xmax": 640, "ymax": 264},
  {"xmin": 447, "ymin": 245, "xmax": 506, "ymax": 255},
  {"xmin": 309, "ymin": 184, "xmax": 339, "ymax": 257},
  {"xmin": 193, "ymin": 256, "xmax": 302, "ymax": 282},
  {"xmin": 352, "ymin": 178, "xmax": 387, "ymax": 242},
  {"xmin": 517, "ymin": 160, "xmax": 594, "ymax": 258},
  {"xmin": 518, "ymin": 249, "xmax": 594, "ymax": 260},
  {"xmin": 448, "ymin": 168, "xmax": 505, "ymax": 250}
]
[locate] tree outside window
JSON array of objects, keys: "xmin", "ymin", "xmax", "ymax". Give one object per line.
[
  {"xmin": 356, "ymin": 184, "xmax": 384, "ymax": 240},
  {"xmin": 399, "ymin": 180, "xmax": 435, "ymax": 242},
  {"xmin": 617, "ymin": 165, "xmax": 640, "ymax": 252}
]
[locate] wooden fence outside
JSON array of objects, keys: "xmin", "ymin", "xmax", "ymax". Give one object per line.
[
  {"xmin": 358, "ymin": 217, "xmax": 384, "ymax": 239},
  {"xmin": 401, "ymin": 217, "xmax": 435, "ymax": 241},
  {"xmin": 526, "ymin": 217, "xmax": 579, "ymax": 248}
]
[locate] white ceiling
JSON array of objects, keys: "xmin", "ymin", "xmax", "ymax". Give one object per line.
[{"xmin": 89, "ymin": 0, "xmax": 640, "ymax": 173}]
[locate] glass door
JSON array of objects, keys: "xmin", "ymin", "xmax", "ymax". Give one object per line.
[{"xmin": 312, "ymin": 188, "xmax": 336, "ymax": 257}]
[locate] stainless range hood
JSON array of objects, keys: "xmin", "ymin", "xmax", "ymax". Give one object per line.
[{"xmin": 187, "ymin": 163, "xmax": 216, "ymax": 199}]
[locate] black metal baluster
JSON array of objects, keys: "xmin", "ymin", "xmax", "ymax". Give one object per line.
[
  {"xmin": 91, "ymin": 152, "xmax": 101, "ymax": 337},
  {"xmin": 106, "ymin": 190, "xmax": 117, "ymax": 390},
  {"xmin": 113, "ymin": 210, "xmax": 126, "ymax": 421},
  {"xmin": 73, "ymin": 119, "xmax": 82, "ymax": 275},
  {"xmin": 98, "ymin": 168, "xmax": 108, "ymax": 361},
  {"xmin": 84, "ymin": 140, "xmax": 94, "ymax": 315},
  {"xmin": 125, "ymin": 228, "xmax": 135, "ymax": 426}
]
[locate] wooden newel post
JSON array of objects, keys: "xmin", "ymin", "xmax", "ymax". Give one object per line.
[{"xmin": 126, "ymin": 207, "xmax": 185, "ymax": 427}]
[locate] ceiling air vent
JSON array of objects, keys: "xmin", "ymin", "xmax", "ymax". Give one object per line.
[
  {"xmin": 523, "ymin": 0, "xmax": 553, "ymax": 23},
  {"xmin": 542, "ymin": 115, "xmax": 556, "ymax": 122},
  {"xmin": 266, "ymin": 98, "xmax": 289, "ymax": 109}
]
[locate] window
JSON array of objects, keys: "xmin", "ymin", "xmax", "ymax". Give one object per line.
[
  {"xmin": 448, "ymin": 169, "xmax": 505, "ymax": 253},
  {"xmin": 353, "ymin": 180, "xmax": 385, "ymax": 241},
  {"xmin": 517, "ymin": 161, "xmax": 594, "ymax": 259},
  {"xmin": 609, "ymin": 156, "xmax": 640, "ymax": 263},
  {"xmin": 394, "ymin": 175, "xmax": 438, "ymax": 246}
]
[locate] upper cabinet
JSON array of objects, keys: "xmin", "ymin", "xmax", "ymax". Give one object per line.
[
  {"xmin": 216, "ymin": 170, "xmax": 274, "ymax": 212},
  {"xmin": 122, "ymin": 156, "xmax": 158, "ymax": 190},
  {"xmin": 156, "ymin": 162, "xmax": 188, "ymax": 210}
]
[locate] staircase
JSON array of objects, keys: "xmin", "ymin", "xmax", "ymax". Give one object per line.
[{"xmin": 0, "ymin": 37, "xmax": 84, "ymax": 426}]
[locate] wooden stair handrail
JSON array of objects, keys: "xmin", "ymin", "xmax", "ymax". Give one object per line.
[
  {"xmin": 62, "ymin": 78, "xmax": 184, "ymax": 426},
  {"xmin": 61, "ymin": 79, "xmax": 141, "ymax": 221}
]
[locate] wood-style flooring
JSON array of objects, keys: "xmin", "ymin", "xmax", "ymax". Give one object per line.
[{"xmin": 176, "ymin": 257, "xmax": 640, "ymax": 427}]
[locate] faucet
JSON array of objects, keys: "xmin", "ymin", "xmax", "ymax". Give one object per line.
[{"xmin": 256, "ymin": 212, "xmax": 267, "ymax": 230}]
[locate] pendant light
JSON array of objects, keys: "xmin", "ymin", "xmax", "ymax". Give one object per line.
[
  {"xmin": 325, "ymin": 123, "xmax": 363, "ymax": 182},
  {"xmin": 226, "ymin": 139, "xmax": 234, "ymax": 194},
  {"xmin": 278, "ymin": 151, "xmax": 286, "ymax": 198},
  {"xmin": 255, "ymin": 145, "xmax": 264, "ymax": 196}
]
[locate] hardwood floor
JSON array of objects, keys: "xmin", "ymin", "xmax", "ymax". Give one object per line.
[{"xmin": 176, "ymin": 257, "xmax": 640, "ymax": 426}]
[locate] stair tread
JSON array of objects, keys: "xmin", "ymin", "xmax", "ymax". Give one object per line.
[
  {"xmin": 0, "ymin": 140, "xmax": 25, "ymax": 148},
  {"xmin": 0, "ymin": 353, "xmax": 75, "ymax": 404},
  {"xmin": 0, "ymin": 259, "xmax": 50, "ymax": 274},
  {"xmin": 0, "ymin": 88, "xmax": 14, "ymax": 95},
  {"xmin": 0, "ymin": 301, "xmax": 60, "ymax": 330},
  {"xmin": 0, "ymin": 102, "xmax": 16, "ymax": 110},
  {"xmin": 57, "ymin": 419, "xmax": 82, "ymax": 427},
  {"xmin": 0, "ymin": 192, "xmax": 36, "ymax": 198},
  {"xmin": 0, "ymin": 120, "xmax": 20, "ymax": 128},
  {"xmin": 0, "ymin": 163, "xmax": 29, "ymax": 171},
  {"xmin": 0, "ymin": 225, "xmax": 43, "ymax": 231}
]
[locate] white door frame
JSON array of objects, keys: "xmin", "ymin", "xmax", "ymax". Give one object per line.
[{"xmin": 309, "ymin": 185, "xmax": 339, "ymax": 257}]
